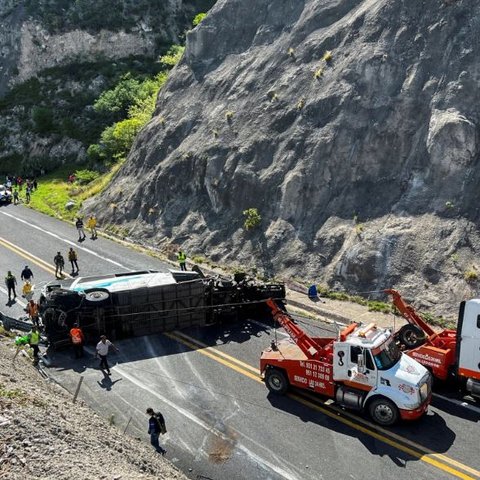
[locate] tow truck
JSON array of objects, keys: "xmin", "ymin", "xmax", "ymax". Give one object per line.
[
  {"xmin": 260, "ymin": 299, "xmax": 431, "ymax": 426},
  {"xmin": 387, "ymin": 289, "xmax": 480, "ymax": 398}
]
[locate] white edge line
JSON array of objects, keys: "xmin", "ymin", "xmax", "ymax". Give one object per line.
[{"xmin": 0, "ymin": 210, "xmax": 128, "ymax": 270}]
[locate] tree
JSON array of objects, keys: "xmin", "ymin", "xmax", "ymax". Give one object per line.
[{"xmin": 32, "ymin": 106, "xmax": 54, "ymax": 134}]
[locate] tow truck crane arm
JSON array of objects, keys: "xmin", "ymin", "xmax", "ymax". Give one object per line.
[
  {"xmin": 384, "ymin": 288, "xmax": 436, "ymax": 338},
  {"xmin": 266, "ymin": 298, "xmax": 322, "ymax": 360}
]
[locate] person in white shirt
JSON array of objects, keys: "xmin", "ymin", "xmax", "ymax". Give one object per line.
[{"xmin": 96, "ymin": 335, "xmax": 118, "ymax": 375}]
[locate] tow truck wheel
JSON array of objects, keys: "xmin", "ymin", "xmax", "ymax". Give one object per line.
[
  {"xmin": 397, "ymin": 324, "xmax": 425, "ymax": 349},
  {"xmin": 368, "ymin": 397, "xmax": 399, "ymax": 426},
  {"xmin": 265, "ymin": 368, "xmax": 289, "ymax": 395}
]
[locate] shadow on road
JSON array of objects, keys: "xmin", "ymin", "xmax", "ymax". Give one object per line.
[
  {"xmin": 266, "ymin": 390, "xmax": 456, "ymax": 467},
  {"xmin": 45, "ymin": 317, "xmax": 273, "ymax": 369}
]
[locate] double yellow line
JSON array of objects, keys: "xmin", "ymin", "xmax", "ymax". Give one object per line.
[
  {"xmin": 167, "ymin": 330, "xmax": 480, "ymax": 480},
  {"xmin": 0, "ymin": 236, "xmax": 70, "ymax": 278}
]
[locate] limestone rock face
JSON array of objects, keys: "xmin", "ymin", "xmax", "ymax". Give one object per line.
[
  {"xmin": 0, "ymin": 0, "xmax": 212, "ymax": 95},
  {"xmin": 93, "ymin": 0, "xmax": 480, "ymax": 315}
]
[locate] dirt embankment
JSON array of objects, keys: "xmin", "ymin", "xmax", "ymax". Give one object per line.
[{"xmin": 0, "ymin": 335, "xmax": 186, "ymax": 480}]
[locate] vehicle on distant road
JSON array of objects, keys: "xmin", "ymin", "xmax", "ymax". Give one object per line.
[{"xmin": 0, "ymin": 185, "xmax": 12, "ymax": 204}]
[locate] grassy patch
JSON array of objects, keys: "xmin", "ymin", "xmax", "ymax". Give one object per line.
[
  {"xmin": 312, "ymin": 284, "xmax": 455, "ymax": 327},
  {"xmin": 0, "ymin": 384, "xmax": 25, "ymax": 400},
  {"xmin": 27, "ymin": 162, "xmax": 123, "ymax": 221}
]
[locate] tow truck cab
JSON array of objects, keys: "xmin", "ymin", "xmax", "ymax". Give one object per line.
[{"xmin": 333, "ymin": 323, "xmax": 431, "ymax": 423}]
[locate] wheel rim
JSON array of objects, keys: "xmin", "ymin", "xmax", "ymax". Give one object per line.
[
  {"xmin": 269, "ymin": 374, "xmax": 283, "ymax": 391},
  {"xmin": 374, "ymin": 403, "xmax": 394, "ymax": 423},
  {"xmin": 405, "ymin": 331, "xmax": 419, "ymax": 344}
]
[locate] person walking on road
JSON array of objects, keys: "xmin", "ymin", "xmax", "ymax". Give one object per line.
[
  {"xmin": 146, "ymin": 408, "xmax": 167, "ymax": 455},
  {"xmin": 68, "ymin": 247, "xmax": 79, "ymax": 274},
  {"xmin": 69, "ymin": 323, "xmax": 84, "ymax": 358},
  {"xmin": 95, "ymin": 335, "xmax": 118, "ymax": 375},
  {"xmin": 76, "ymin": 217, "xmax": 86, "ymax": 242},
  {"xmin": 54, "ymin": 252, "xmax": 65, "ymax": 278},
  {"xmin": 26, "ymin": 299, "xmax": 40, "ymax": 327},
  {"xmin": 21, "ymin": 265, "xmax": 34, "ymax": 282},
  {"xmin": 5, "ymin": 271, "xmax": 17, "ymax": 302},
  {"xmin": 177, "ymin": 250, "xmax": 187, "ymax": 271},
  {"xmin": 87, "ymin": 214, "xmax": 97, "ymax": 239}
]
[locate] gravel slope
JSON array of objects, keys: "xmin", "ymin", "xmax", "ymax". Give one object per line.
[{"xmin": 0, "ymin": 336, "xmax": 187, "ymax": 480}]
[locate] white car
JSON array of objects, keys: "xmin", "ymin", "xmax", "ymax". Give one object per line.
[{"xmin": 0, "ymin": 185, "xmax": 12, "ymax": 204}]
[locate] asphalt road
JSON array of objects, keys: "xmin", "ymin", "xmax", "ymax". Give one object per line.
[{"xmin": 1, "ymin": 204, "xmax": 479, "ymax": 480}]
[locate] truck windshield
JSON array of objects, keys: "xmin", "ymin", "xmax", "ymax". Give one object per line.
[{"xmin": 373, "ymin": 340, "xmax": 401, "ymax": 370}]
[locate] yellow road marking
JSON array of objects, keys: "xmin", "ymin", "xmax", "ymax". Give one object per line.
[
  {"xmin": 172, "ymin": 331, "xmax": 260, "ymax": 374},
  {"xmin": 168, "ymin": 331, "xmax": 480, "ymax": 480},
  {"xmin": 0, "ymin": 236, "xmax": 70, "ymax": 278},
  {"xmin": 165, "ymin": 332, "xmax": 261, "ymax": 383}
]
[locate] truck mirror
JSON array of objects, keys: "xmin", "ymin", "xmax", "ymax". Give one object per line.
[{"xmin": 357, "ymin": 353, "xmax": 366, "ymax": 373}]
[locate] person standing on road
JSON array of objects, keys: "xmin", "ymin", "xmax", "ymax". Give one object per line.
[
  {"xmin": 25, "ymin": 185, "xmax": 31, "ymax": 204},
  {"xmin": 13, "ymin": 189, "xmax": 19, "ymax": 205},
  {"xmin": 21, "ymin": 265, "xmax": 34, "ymax": 283},
  {"xmin": 96, "ymin": 335, "xmax": 118, "ymax": 375},
  {"xmin": 54, "ymin": 252, "xmax": 65, "ymax": 278},
  {"xmin": 177, "ymin": 250, "xmax": 187, "ymax": 271},
  {"xmin": 68, "ymin": 247, "xmax": 79, "ymax": 274},
  {"xmin": 76, "ymin": 217, "xmax": 86, "ymax": 242},
  {"xmin": 69, "ymin": 323, "xmax": 84, "ymax": 358},
  {"xmin": 87, "ymin": 214, "xmax": 97, "ymax": 239},
  {"xmin": 146, "ymin": 408, "xmax": 167, "ymax": 455},
  {"xmin": 5, "ymin": 271, "xmax": 17, "ymax": 302}
]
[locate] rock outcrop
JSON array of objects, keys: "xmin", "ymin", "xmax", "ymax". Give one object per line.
[
  {"xmin": 0, "ymin": 0, "xmax": 215, "ymax": 173},
  {"xmin": 92, "ymin": 0, "xmax": 480, "ymax": 315}
]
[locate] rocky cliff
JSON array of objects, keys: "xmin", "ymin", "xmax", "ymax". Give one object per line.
[
  {"xmin": 0, "ymin": 0, "xmax": 215, "ymax": 173},
  {"xmin": 92, "ymin": 0, "xmax": 480, "ymax": 315}
]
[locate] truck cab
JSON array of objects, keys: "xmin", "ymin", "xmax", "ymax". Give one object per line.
[
  {"xmin": 458, "ymin": 300, "xmax": 480, "ymax": 397},
  {"xmin": 333, "ymin": 323, "xmax": 431, "ymax": 424}
]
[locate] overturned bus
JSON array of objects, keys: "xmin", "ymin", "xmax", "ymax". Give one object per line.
[{"xmin": 40, "ymin": 269, "xmax": 285, "ymax": 348}]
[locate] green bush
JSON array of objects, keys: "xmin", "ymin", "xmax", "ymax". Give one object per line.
[
  {"xmin": 243, "ymin": 208, "xmax": 261, "ymax": 230},
  {"xmin": 464, "ymin": 269, "xmax": 478, "ymax": 282},
  {"xmin": 74, "ymin": 169, "xmax": 100, "ymax": 185},
  {"xmin": 159, "ymin": 45, "xmax": 185, "ymax": 67},
  {"xmin": 192, "ymin": 13, "xmax": 207, "ymax": 26}
]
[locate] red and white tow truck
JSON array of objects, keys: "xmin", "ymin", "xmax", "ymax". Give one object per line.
[
  {"xmin": 260, "ymin": 300, "xmax": 432, "ymax": 426},
  {"xmin": 387, "ymin": 289, "xmax": 480, "ymax": 398}
]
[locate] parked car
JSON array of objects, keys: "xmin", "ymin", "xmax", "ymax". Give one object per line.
[{"xmin": 0, "ymin": 185, "xmax": 12, "ymax": 204}]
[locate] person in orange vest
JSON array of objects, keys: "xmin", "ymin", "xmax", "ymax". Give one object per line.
[
  {"xmin": 26, "ymin": 299, "xmax": 40, "ymax": 327},
  {"xmin": 69, "ymin": 323, "xmax": 85, "ymax": 358}
]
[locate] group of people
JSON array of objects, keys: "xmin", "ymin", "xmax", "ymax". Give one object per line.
[
  {"xmin": 6, "ymin": 175, "xmax": 38, "ymax": 205},
  {"xmin": 54, "ymin": 247, "xmax": 80, "ymax": 277},
  {"xmin": 76, "ymin": 215, "xmax": 97, "ymax": 242},
  {"xmin": 5, "ymin": 266, "xmax": 35, "ymax": 303}
]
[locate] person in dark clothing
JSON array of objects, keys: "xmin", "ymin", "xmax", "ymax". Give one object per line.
[
  {"xmin": 5, "ymin": 271, "xmax": 17, "ymax": 302},
  {"xmin": 146, "ymin": 408, "xmax": 167, "ymax": 455},
  {"xmin": 21, "ymin": 266, "xmax": 34, "ymax": 282},
  {"xmin": 33, "ymin": 179, "xmax": 38, "ymax": 190},
  {"xmin": 54, "ymin": 252, "xmax": 65, "ymax": 278},
  {"xmin": 76, "ymin": 217, "xmax": 86, "ymax": 241}
]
